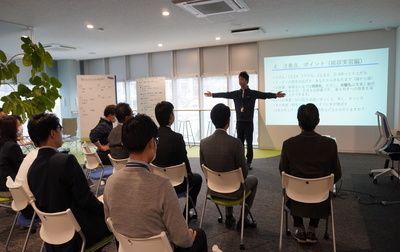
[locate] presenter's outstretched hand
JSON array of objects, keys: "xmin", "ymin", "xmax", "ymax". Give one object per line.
[
  {"xmin": 276, "ymin": 91, "xmax": 286, "ymax": 98},
  {"xmin": 204, "ymin": 91, "xmax": 212, "ymax": 97}
]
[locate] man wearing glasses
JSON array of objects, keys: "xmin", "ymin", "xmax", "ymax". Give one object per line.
[
  {"xmin": 103, "ymin": 114, "xmax": 208, "ymax": 251},
  {"xmin": 27, "ymin": 112, "xmax": 111, "ymax": 251}
]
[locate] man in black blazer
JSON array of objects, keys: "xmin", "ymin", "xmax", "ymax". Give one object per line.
[
  {"xmin": 279, "ymin": 103, "xmax": 342, "ymax": 244},
  {"xmin": 152, "ymin": 101, "xmax": 203, "ymax": 221},
  {"xmin": 27, "ymin": 112, "xmax": 111, "ymax": 251}
]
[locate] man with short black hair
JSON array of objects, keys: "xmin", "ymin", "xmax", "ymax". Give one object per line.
[
  {"xmin": 152, "ymin": 101, "xmax": 202, "ymax": 221},
  {"xmin": 279, "ymin": 103, "xmax": 342, "ymax": 244},
  {"xmin": 103, "ymin": 114, "xmax": 208, "ymax": 252},
  {"xmin": 27, "ymin": 112, "xmax": 111, "ymax": 251},
  {"xmin": 200, "ymin": 103, "xmax": 258, "ymax": 230},
  {"xmin": 108, "ymin": 102, "xmax": 132, "ymax": 159},
  {"xmin": 89, "ymin": 104, "xmax": 116, "ymax": 165}
]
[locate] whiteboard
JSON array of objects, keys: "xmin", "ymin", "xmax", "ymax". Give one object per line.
[
  {"xmin": 77, "ymin": 75, "xmax": 116, "ymax": 139},
  {"xmin": 136, "ymin": 77, "xmax": 166, "ymax": 124}
]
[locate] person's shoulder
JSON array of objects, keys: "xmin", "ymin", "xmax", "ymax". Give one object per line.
[
  {"xmin": 147, "ymin": 170, "xmax": 171, "ymax": 186},
  {"xmin": 321, "ymin": 135, "xmax": 337, "ymax": 145},
  {"xmin": 163, "ymin": 127, "xmax": 184, "ymax": 140},
  {"xmin": 50, "ymin": 151, "xmax": 78, "ymax": 165},
  {"xmin": 3, "ymin": 140, "xmax": 18, "ymax": 148},
  {"xmin": 283, "ymin": 135, "xmax": 299, "ymax": 145}
]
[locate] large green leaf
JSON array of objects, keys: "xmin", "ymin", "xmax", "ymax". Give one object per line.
[
  {"xmin": 50, "ymin": 76, "xmax": 62, "ymax": 88},
  {"xmin": 0, "ymin": 50, "xmax": 6, "ymax": 62},
  {"xmin": 31, "ymin": 52, "xmax": 42, "ymax": 70},
  {"xmin": 8, "ymin": 62, "xmax": 20, "ymax": 75},
  {"xmin": 17, "ymin": 84, "xmax": 31, "ymax": 96},
  {"xmin": 22, "ymin": 54, "xmax": 32, "ymax": 67},
  {"xmin": 43, "ymin": 52, "xmax": 53, "ymax": 68}
]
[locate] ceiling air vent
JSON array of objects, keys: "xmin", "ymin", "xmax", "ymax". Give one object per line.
[
  {"xmin": 231, "ymin": 27, "xmax": 264, "ymax": 35},
  {"xmin": 172, "ymin": 0, "xmax": 249, "ymax": 18},
  {"xmin": 43, "ymin": 43, "xmax": 77, "ymax": 51}
]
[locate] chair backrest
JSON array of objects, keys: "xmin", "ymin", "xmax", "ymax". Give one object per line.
[
  {"xmin": 31, "ymin": 201, "xmax": 85, "ymax": 248},
  {"xmin": 201, "ymin": 164, "xmax": 244, "ymax": 194},
  {"xmin": 106, "ymin": 217, "xmax": 173, "ymax": 252},
  {"xmin": 6, "ymin": 176, "xmax": 30, "ymax": 211},
  {"xmin": 108, "ymin": 154, "xmax": 128, "ymax": 172},
  {"xmin": 374, "ymin": 111, "xmax": 394, "ymax": 154},
  {"xmin": 82, "ymin": 143, "xmax": 102, "ymax": 170},
  {"xmin": 281, "ymin": 171, "xmax": 334, "ymax": 204},
  {"xmin": 149, "ymin": 163, "xmax": 187, "ymax": 187},
  {"xmin": 62, "ymin": 118, "xmax": 78, "ymax": 137}
]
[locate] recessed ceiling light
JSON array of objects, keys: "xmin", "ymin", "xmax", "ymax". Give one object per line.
[
  {"xmin": 215, "ymin": 37, "xmax": 221, "ymax": 41},
  {"xmin": 87, "ymin": 24, "xmax": 94, "ymax": 29},
  {"xmin": 158, "ymin": 43, "xmax": 163, "ymax": 47},
  {"xmin": 162, "ymin": 11, "xmax": 170, "ymax": 16}
]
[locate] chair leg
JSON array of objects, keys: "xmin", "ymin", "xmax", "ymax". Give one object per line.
[
  {"xmin": 330, "ymin": 201, "xmax": 336, "ymax": 252},
  {"xmin": 22, "ymin": 213, "xmax": 38, "ymax": 252},
  {"xmin": 185, "ymin": 192, "xmax": 189, "ymax": 225},
  {"xmin": 5, "ymin": 212, "xmax": 18, "ymax": 252},
  {"xmin": 279, "ymin": 196, "xmax": 285, "ymax": 251},
  {"xmin": 199, "ymin": 196, "xmax": 207, "ymax": 228},
  {"xmin": 240, "ymin": 199, "xmax": 245, "ymax": 250},
  {"xmin": 187, "ymin": 121, "xmax": 196, "ymax": 147},
  {"xmin": 95, "ymin": 168, "xmax": 105, "ymax": 197}
]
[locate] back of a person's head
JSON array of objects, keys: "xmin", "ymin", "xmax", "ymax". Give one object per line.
[
  {"xmin": 0, "ymin": 116, "xmax": 19, "ymax": 143},
  {"xmin": 104, "ymin": 104, "xmax": 116, "ymax": 117},
  {"xmin": 239, "ymin": 71, "xmax": 249, "ymax": 83},
  {"xmin": 297, "ymin": 103, "xmax": 319, "ymax": 131},
  {"xmin": 122, "ymin": 114, "xmax": 158, "ymax": 154},
  {"xmin": 211, "ymin": 103, "xmax": 230, "ymax": 128},
  {"xmin": 155, "ymin": 101, "xmax": 174, "ymax": 126},
  {"xmin": 28, "ymin": 112, "xmax": 60, "ymax": 146},
  {"xmin": 115, "ymin": 103, "xmax": 132, "ymax": 123}
]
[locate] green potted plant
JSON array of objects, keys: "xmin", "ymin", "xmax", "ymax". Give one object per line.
[{"xmin": 0, "ymin": 36, "xmax": 62, "ymax": 122}]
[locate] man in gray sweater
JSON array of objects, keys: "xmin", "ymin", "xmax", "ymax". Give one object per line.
[{"xmin": 103, "ymin": 114, "xmax": 207, "ymax": 251}]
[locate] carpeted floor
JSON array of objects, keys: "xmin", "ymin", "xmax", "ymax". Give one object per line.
[{"xmin": 1, "ymin": 151, "xmax": 400, "ymax": 251}]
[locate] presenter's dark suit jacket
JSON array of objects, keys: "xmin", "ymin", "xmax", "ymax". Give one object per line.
[
  {"xmin": 279, "ymin": 131, "xmax": 342, "ymax": 219},
  {"xmin": 152, "ymin": 126, "xmax": 194, "ymax": 187},
  {"xmin": 28, "ymin": 147, "xmax": 111, "ymax": 251},
  {"xmin": 200, "ymin": 129, "xmax": 248, "ymax": 200}
]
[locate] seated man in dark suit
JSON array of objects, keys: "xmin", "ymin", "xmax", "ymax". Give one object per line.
[
  {"xmin": 200, "ymin": 103, "xmax": 258, "ymax": 230},
  {"xmin": 108, "ymin": 102, "xmax": 133, "ymax": 159},
  {"xmin": 279, "ymin": 103, "xmax": 342, "ymax": 244},
  {"xmin": 27, "ymin": 112, "xmax": 111, "ymax": 251},
  {"xmin": 152, "ymin": 101, "xmax": 202, "ymax": 221}
]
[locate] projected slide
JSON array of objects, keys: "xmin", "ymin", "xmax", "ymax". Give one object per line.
[{"xmin": 264, "ymin": 48, "xmax": 389, "ymax": 126}]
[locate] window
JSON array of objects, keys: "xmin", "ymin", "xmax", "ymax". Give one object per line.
[
  {"xmin": 173, "ymin": 78, "xmax": 200, "ymax": 144},
  {"xmin": 200, "ymin": 76, "xmax": 228, "ymax": 138},
  {"xmin": 114, "ymin": 73, "xmax": 259, "ymax": 146}
]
